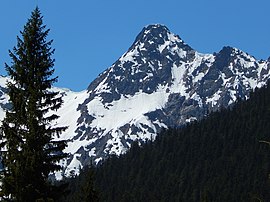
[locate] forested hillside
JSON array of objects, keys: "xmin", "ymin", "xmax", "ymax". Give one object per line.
[{"xmin": 93, "ymin": 82, "xmax": 270, "ymax": 202}]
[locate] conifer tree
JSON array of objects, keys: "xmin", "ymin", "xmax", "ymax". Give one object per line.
[{"xmin": 0, "ymin": 7, "xmax": 67, "ymax": 201}]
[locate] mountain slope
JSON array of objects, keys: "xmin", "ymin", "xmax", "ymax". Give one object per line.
[
  {"xmin": 93, "ymin": 82, "xmax": 270, "ymax": 202},
  {"xmin": 68, "ymin": 24, "xmax": 270, "ymax": 173},
  {"xmin": 0, "ymin": 24, "xmax": 269, "ymax": 176}
]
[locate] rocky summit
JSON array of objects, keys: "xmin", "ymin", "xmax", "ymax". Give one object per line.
[{"xmin": 0, "ymin": 24, "xmax": 270, "ymax": 177}]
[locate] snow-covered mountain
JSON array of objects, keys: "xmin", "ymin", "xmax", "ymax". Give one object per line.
[{"xmin": 0, "ymin": 24, "xmax": 270, "ymax": 177}]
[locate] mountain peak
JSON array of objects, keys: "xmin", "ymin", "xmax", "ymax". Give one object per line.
[
  {"xmin": 219, "ymin": 46, "xmax": 241, "ymax": 55},
  {"xmin": 143, "ymin": 24, "xmax": 170, "ymax": 33},
  {"xmin": 120, "ymin": 24, "xmax": 194, "ymax": 65},
  {"xmin": 133, "ymin": 24, "xmax": 183, "ymax": 46}
]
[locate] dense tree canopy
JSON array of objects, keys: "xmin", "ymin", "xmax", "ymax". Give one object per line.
[{"xmin": 93, "ymin": 83, "xmax": 270, "ymax": 202}]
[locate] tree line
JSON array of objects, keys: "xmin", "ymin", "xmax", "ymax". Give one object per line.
[{"xmin": 93, "ymin": 82, "xmax": 270, "ymax": 201}]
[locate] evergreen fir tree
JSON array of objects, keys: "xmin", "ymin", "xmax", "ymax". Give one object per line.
[{"xmin": 0, "ymin": 7, "xmax": 67, "ymax": 201}]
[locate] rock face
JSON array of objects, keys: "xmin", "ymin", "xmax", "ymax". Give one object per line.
[
  {"xmin": 0, "ymin": 24, "xmax": 270, "ymax": 176},
  {"xmin": 72, "ymin": 24, "xmax": 270, "ymax": 170}
]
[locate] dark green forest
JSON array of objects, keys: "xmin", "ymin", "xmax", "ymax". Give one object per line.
[{"xmin": 87, "ymin": 83, "xmax": 270, "ymax": 202}]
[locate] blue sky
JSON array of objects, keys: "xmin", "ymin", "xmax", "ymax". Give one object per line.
[{"xmin": 1, "ymin": 0, "xmax": 270, "ymax": 91}]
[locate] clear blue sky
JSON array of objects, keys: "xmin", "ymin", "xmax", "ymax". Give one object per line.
[{"xmin": 1, "ymin": 0, "xmax": 270, "ymax": 91}]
